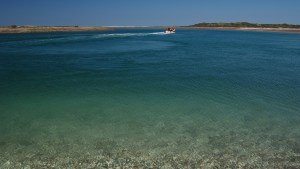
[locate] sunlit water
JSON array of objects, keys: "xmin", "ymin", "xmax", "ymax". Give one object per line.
[{"xmin": 1, "ymin": 28, "xmax": 300, "ymax": 167}]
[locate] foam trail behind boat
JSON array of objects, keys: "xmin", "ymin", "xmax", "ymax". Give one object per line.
[
  {"xmin": 93, "ymin": 32, "xmax": 166, "ymax": 39},
  {"xmin": 0, "ymin": 32, "xmax": 168, "ymax": 47}
]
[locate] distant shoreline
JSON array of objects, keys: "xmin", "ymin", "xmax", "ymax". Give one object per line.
[
  {"xmin": 0, "ymin": 26, "xmax": 112, "ymax": 33},
  {"xmin": 1, "ymin": 25, "xmax": 300, "ymax": 34}
]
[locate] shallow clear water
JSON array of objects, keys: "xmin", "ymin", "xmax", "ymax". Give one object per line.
[{"xmin": 1, "ymin": 29, "xmax": 300, "ymax": 168}]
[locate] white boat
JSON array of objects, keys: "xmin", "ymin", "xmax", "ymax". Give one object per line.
[{"xmin": 164, "ymin": 27, "xmax": 176, "ymax": 34}]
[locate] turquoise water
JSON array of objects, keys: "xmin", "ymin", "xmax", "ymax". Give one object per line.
[{"xmin": 1, "ymin": 29, "xmax": 300, "ymax": 168}]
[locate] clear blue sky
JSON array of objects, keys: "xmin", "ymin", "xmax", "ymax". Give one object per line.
[{"xmin": 1, "ymin": 0, "xmax": 300, "ymax": 26}]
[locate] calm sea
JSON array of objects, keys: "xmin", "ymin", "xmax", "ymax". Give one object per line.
[{"xmin": 0, "ymin": 28, "xmax": 300, "ymax": 168}]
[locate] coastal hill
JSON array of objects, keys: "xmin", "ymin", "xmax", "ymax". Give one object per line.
[
  {"xmin": 190, "ymin": 22, "xmax": 300, "ymax": 28},
  {"xmin": 187, "ymin": 22, "xmax": 300, "ymax": 32}
]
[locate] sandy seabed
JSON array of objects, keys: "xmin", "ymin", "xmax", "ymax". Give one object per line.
[{"xmin": 1, "ymin": 110, "xmax": 300, "ymax": 169}]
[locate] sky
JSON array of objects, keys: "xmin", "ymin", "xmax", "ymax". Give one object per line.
[{"xmin": 0, "ymin": 0, "xmax": 300, "ymax": 26}]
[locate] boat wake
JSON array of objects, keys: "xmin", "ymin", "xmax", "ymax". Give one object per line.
[
  {"xmin": 93, "ymin": 32, "xmax": 167, "ymax": 38},
  {"xmin": 1, "ymin": 32, "xmax": 168, "ymax": 47}
]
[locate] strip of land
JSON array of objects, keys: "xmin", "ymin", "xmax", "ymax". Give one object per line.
[
  {"xmin": 0, "ymin": 26, "xmax": 112, "ymax": 33},
  {"xmin": 1, "ymin": 22, "xmax": 300, "ymax": 33}
]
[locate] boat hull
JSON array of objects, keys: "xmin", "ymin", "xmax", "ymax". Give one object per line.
[{"xmin": 164, "ymin": 31, "xmax": 175, "ymax": 34}]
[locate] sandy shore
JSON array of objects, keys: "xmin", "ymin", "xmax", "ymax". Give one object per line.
[
  {"xmin": 187, "ymin": 26, "xmax": 300, "ymax": 33},
  {"xmin": 0, "ymin": 26, "xmax": 112, "ymax": 33}
]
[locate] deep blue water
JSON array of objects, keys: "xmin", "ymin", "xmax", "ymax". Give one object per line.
[{"xmin": 0, "ymin": 28, "xmax": 300, "ymax": 166}]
